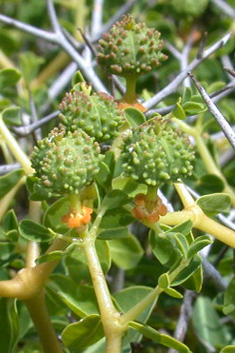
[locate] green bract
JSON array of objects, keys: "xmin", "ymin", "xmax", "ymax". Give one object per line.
[
  {"xmin": 171, "ymin": 0, "xmax": 209, "ymax": 18},
  {"xmin": 121, "ymin": 120, "xmax": 195, "ymax": 186},
  {"xmin": 31, "ymin": 128, "xmax": 103, "ymax": 198},
  {"xmin": 96, "ymin": 14, "xmax": 167, "ymax": 78},
  {"xmin": 59, "ymin": 91, "xmax": 124, "ymax": 143}
]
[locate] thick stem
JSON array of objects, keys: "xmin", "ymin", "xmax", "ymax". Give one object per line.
[
  {"xmin": 173, "ymin": 118, "xmax": 235, "ymax": 207},
  {"xmin": 0, "ymin": 177, "xmax": 26, "ymax": 222},
  {"xmin": 82, "ymin": 234, "xmax": 123, "ymax": 353},
  {"xmin": 0, "ymin": 116, "xmax": 33, "ymax": 174},
  {"xmin": 26, "ymin": 201, "xmax": 41, "ymax": 268},
  {"xmin": 24, "ymin": 290, "xmax": 63, "ymax": 353},
  {"xmin": 123, "ymin": 76, "xmax": 137, "ymax": 103},
  {"xmin": 120, "ymin": 261, "xmax": 187, "ymax": 325}
]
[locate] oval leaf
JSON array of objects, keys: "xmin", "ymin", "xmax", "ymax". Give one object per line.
[
  {"xmin": 62, "ymin": 314, "xmax": 104, "ymax": 351},
  {"xmin": 124, "ymin": 107, "xmax": 146, "ymax": 127},
  {"xmin": 129, "ymin": 321, "xmax": 191, "ymax": 353},
  {"xmin": 196, "ymin": 193, "xmax": 231, "ymax": 216},
  {"xmin": 19, "ymin": 220, "xmax": 56, "ymax": 242},
  {"xmin": 0, "ymin": 169, "xmax": 24, "ymax": 200}
]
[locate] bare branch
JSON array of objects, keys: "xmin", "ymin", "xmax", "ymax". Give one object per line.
[
  {"xmin": 0, "ymin": 13, "xmax": 58, "ymax": 43},
  {"xmin": 46, "ymin": 0, "xmax": 62, "ymax": 34},
  {"xmin": 165, "ymin": 42, "xmax": 182, "ymax": 61},
  {"xmin": 13, "ymin": 111, "xmax": 59, "ymax": 137},
  {"xmin": 181, "ymin": 31, "xmax": 194, "ymax": 88},
  {"xmin": 197, "ymin": 31, "xmax": 208, "ymax": 59},
  {"xmin": 189, "ymin": 72, "xmax": 235, "ymax": 151},
  {"xmin": 0, "ymin": 163, "xmax": 21, "ymax": 175},
  {"xmin": 91, "ymin": 0, "xmax": 104, "ymax": 36},
  {"xmin": 210, "ymin": 0, "xmax": 235, "ymax": 18},
  {"xmin": 168, "ymin": 291, "xmax": 196, "ymax": 353},
  {"xmin": 144, "ymin": 32, "xmax": 232, "ymax": 109}
]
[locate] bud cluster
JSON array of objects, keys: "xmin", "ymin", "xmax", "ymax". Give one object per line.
[
  {"xmin": 121, "ymin": 120, "xmax": 195, "ymax": 186},
  {"xmin": 31, "ymin": 128, "xmax": 103, "ymax": 198},
  {"xmin": 97, "ymin": 14, "xmax": 167, "ymax": 78},
  {"xmin": 59, "ymin": 91, "xmax": 124, "ymax": 143}
]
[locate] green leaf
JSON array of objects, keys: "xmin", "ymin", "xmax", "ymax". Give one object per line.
[
  {"xmin": 71, "ymin": 70, "xmax": 85, "ymax": 86},
  {"xmin": 167, "ymin": 220, "xmax": 193, "ymax": 237},
  {"xmin": 114, "ymin": 286, "xmax": 154, "ymax": 350},
  {"xmin": 183, "ymin": 87, "xmax": 192, "ymax": 102},
  {"xmin": 0, "ymin": 169, "xmax": 24, "ymax": 200},
  {"xmin": 223, "ymin": 276, "xmax": 235, "ymax": 318},
  {"xmin": 129, "ymin": 322, "xmax": 191, "ymax": 353},
  {"xmin": 48, "ymin": 274, "xmax": 99, "ymax": 317},
  {"xmin": 64, "ymin": 240, "xmax": 111, "ymax": 284},
  {"xmin": 182, "ymin": 101, "xmax": 206, "ymax": 115},
  {"xmin": 108, "ymin": 235, "xmax": 143, "ymax": 269},
  {"xmin": 95, "ymin": 162, "xmax": 110, "ymax": 187},
  {"xmin": 220, "ymin": 346, "xmax": 235, "ymax": 353},
  {"xmin": 173, "ymin": 233, "xmax": 189, "ymax": 258},
  {"xmin": 197, "ymin": 174, "xmax": 225, "ymax": 193},
  {"xmin": 43, "ymin": 196, "xmax": 71, "ymax": 233},
  {"xmin": 100, "ymin": 207, "xmax": 134, "ymax": 229},
  {"xmin": 97, "ymin": 227, "xmax": 129, "ymax": 240},
  {"xmin": 19, "ymin": 220, "xmax": 56, "ymax": 242},
  {"xmin": 62, "ymin": 314, "xmax": 104, "ymax": 351},
  {"xmin": 193, "ymin": 297, "xmax": 227, "ymax": 347},
  {"xmin": 3, "ymin": 209, "xmax": 18, "ymax": 233},
  {"xmin": 164, "ymin": 287, "xmax": 183, "ymax": 299},
  {"xmin": 19, "ymin": 52, "xmax": 44, "ymax": 83},
  {"xmin": 112, "ymin": 176, "xmax": 147, "ymax": 197},
  {"xmin": 2, "ymin": 107, "xmax": 21, "ymax": 126},
  {"xmin": 0, "ymin": 298, "xmax": 19, "ymax": 353},
  {"xmin": 172, "ymin": 98, "xmax": 186, "ymax": 120},
  {"xmin": 158, "ymin": 273, "xmax": 170, "ymax": 289},
  {"xmin": 196, "ymin": 193, "xmax": 231, "ymax": 216},
  {"xmin": 3, "ymin": 209, "xmax": 19, "ymax": 241},
  {"xmin": 35, "ymin": 250, "xmax": 64, "ymax": 264},
  {"xmin": 102, "ymin": 190, "xmax": 130, "ymax": 210},
  {"xmin": 171, "ymin": 255, "xmax": 202, "ymax": 286},
  {"xmin": 149, "ymin": 229, "xmax": 182, "ymax": 268},
  {"xmin": 187, "ymin": 235, "xmax": 212, "ymax": 259},
  {"xmin": 0, "ymin": 68, "xmax": 21, "ymax": 90},
  {"xmin": 124, "ymin": 107, "xmax": 146, "ymax": 127}
]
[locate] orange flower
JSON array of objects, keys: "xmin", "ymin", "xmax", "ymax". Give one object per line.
[
  {"xmin": 62, "ymin": 206, "xmax": 93, "ymax": 229},
  {"xmin": 132, "ymin": 194, "xmax": 167, "ymax": 223}
]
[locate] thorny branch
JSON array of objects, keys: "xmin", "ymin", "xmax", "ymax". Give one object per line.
[
  {"xmin": 189, "ymin": 72, "xmax": 235, "ymax": 151},
  {"xmin": 144, "ymin": 32, "xmax": 232, "ymax": 109}
]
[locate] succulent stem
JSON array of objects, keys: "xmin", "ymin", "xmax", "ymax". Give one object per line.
[{"xmin": 123, "ymin": 76, "xmax": 138, "ymax": 103}]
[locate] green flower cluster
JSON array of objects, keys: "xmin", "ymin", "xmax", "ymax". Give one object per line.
[
  {"xmin": 171, "ymin": 0, "xmax": 209, "ymax": 18},
  {"xmin": 59, "ymin": 91, "xmax": 124, "ymax": 143},
  {"xmin": 121, "ymin": 120, "xmax": 195, "ymax": 186},
  {"xmin": 97, "ymin": 14, "xmax": 167, "ymax": 78},
  {"xmin": 31, "ymin": 128, "xmax": 103, "ymax": 198}
]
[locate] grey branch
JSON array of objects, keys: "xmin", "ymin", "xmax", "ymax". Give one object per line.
[
  {"xmin": 91, "ymin": 0, "xmax": 104, "ymax": 36},
  {"xmin": 13, "ymin": 111, "xmax": 59, "ymax": 136},
  {"xmin": 189, "ymin": 72, "xmax": 235, "ymax": 151},
  {"xmin": 144, "ymin": 32, "xmax": 232, "ymax": 109},
  {"xmin": 210, "ymin": 0, "xmax": 235, "ymax": 18},
  {"xmin": 168, "ymin": 290, "xmax": 196, "ymax": 353},
  {"xmin": 0, "ymin": 13, "xmax": 58, "ymax": 43},
  {"xmin": 0, "ymin": 163, "xmax": 21, "ymax": 175}
]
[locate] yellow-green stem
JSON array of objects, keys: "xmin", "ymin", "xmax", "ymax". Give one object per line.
[
  {"xmin": 0, "ymin": 177, "xmax": 26, "ymax": 222},
  {"xmin": 120, "ymin": 261, "xmax": 187, "ymax": 325},
  {"xmin": 123, "ymin": 76, "xmax": 138, "ymax": 103},
  {"xmin": 82, "ymin": 234, "xmax": 123, "ymax": 353},
  {"xmin": 0, "ymin": 116, "xmax": 33, "ymax": 174},
  {"xmin": 26, "ymin": 201, "xmax": 41, "ymax": 268},
  {"xmin": 173, "ymin": 118, "xmax": 235, "ymax": 207},
  {"xmin": 24, "ymin": 290, "xmax": 63, "ymax": 353}
]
